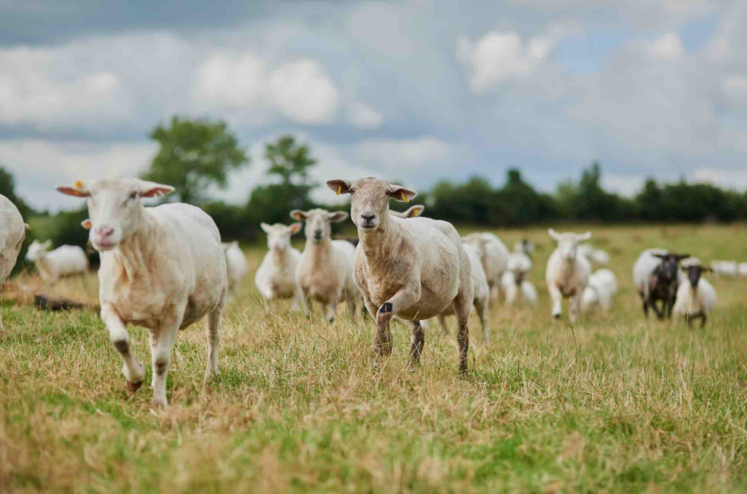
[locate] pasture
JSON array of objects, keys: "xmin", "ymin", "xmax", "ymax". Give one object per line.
[{"xmin": 1, "ymin": 224, "xmax": 746, "ymax": 493}]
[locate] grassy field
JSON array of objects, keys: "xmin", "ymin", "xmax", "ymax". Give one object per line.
[{"xmin": 1, "ymin": 224, "xmax": 747, "ymax": 493}]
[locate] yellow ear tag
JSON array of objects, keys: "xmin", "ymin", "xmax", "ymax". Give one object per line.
[
  {"xmin": 296, "ymin": 214, "xmax": 302, "ymax": 220},
  {"xmin": 74, "ymin": 180, "xmax": 84, "ymax": 189},
  {"xmin": 83, "ymin": 221, "xmax": 92, "ymax": 230},
  {"xmin": 337, "ymin": 185, "xmax": 341, "ymax": 195},
  {"xmin": 401, "ymin": 192, "xmax": 409, "ymax": 203},
  {"xmin": 413, "ymin": 209, "xmax": 419, "ymax": 217}
]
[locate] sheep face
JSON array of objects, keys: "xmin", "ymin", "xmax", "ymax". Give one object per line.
[
  {"xmin": 26, "ymin": 239, "xmax": 52, "ymax": 261},
  {"xmin": 57, "ymin": 178, "xmax": 174, "ymax": 252},
  {"xmin": 325, "ymin": 178, "xmax": 416, "ymax": 232},
  {"xmin": 684, "ymin": 265, "xmax": 711, "ymax": 288},
  {"xmin": 653, "ymin": 253, "xmax": 690, "ymax": 283},
  {"xmin": 548, "ymin": 229, "xmax": 592, "ymax": 261},
  {"xmin": 260, "ymin": 222, "xmax": 302, "ymax": 251},
  {"xmin": 290, "ymin": 209, "xmax": 348, "ymax": 244}
]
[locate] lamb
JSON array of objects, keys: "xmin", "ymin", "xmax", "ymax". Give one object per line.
[
  {"xmin": 291, "ymin": 209, "xmax": 360, "ymax": 323},
  {"xmin": 545, "ymin": 229, "xmax": 592, "ymax": 323},
  {"xmin": 327, "ymin": 177, "xmax": 474, "ymax": 374},
  {"xmin": 501, "ymin": 239, "xmax": 537, "ymax": 306},
  {"xmin": 580, "ymin": 269, "xmax": 618, "ymax": 313},
  {"xmin": 0, "ymin": 195, "xmax": 28, "ymax": 330},
  {"xmin": 222, "ymin": 241, "xmax": 248, "ymax": 298},
  {"xmin": 633, "ymin": 249, "xmax": 689, "ymax": 320},
  {"xmin": 57, "ymin": 178, "xmax": 227, "ymax": 409},
  {"xmin": 673, "ymin": 261, "xmax": 716, "ymax": 327},
  {"xmin": 462, "ymin": 232, "xmax": 509, "ymax": 299},
  {"xmin": 25, "ymin": 240, "xmax": 89, "ymax": 283},
  {"xmin": 255, "ymin": 222, "xmax": 304, "ymax": 310},
  {"xmin": 578, "ymin": 243, "xmax": 610, "ymax": 266}
]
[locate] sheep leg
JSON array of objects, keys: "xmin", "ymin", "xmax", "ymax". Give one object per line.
[
  {"xmin": 700, "ymin": 314, "xmax": 707, "ymax": 328},
  {"xmin": 150, "ymin": 309, "xmax": 184, "ymax": 409},
  {"xmin": 569, "ymin": 293, "xmax": 581, "ymax": 324},
  {"xmin": 347, "ymin": 296, "xmax": 357, "ymax": 320},
  {"xmin": 101, "ymin": 304, "xmax": 145, "ymax": 392},
  {"xmin": 650, "ymin": 299, "xmax": 664, "ymax": 320},
  {"xmin": 452, "ymin": 290, "xmax": 472, "ymax": 376},
  {"xmin": 291, "ymin": 286, "xmax": 305, "ymax": 313},
  {"xmin": 326, "ymin": 300, "xmax": 337, "ymax": 324},
  {"xmin": 505, "ymin": 282, "xmax": 517, "ymax": 307},
  {"xmin": 475, "ymin": 298, "xmax": 490, "ymax": 344},
  {"xmin": 205, "ymin": 308, "xmax": 222, "ymax": 382},
  {"xmin": 548, "ymin": 284, "xmax": 563, "ymax": 319},
  {"xmin": 375, "ymin": 288, "xmax": 420, "ymax": 358},
  {"xmin": 409, "ymin": 320, "xmax": 425, "ymax": 368}
]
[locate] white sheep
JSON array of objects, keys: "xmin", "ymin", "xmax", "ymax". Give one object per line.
[
  {"xmin": 25, "ymin": 240, "xmax": 89, "ymax": 283},
  {"xmin": 0, "ymin": 195, "xmax": 28, "ymax": 330},
  {"xmin": 711, "ymin": 260, "xmax": 738, "ymax": 277},
  {"xmin": 545, "ymin": 229, "xmax": 592, "ymax": 323},
  {"xmin": 58, "ymin": 178, "xmax": 227, "ymax": 409},
  {"xmin": 432, "ymin": 243, "xmax": 491, "ymax": 343},
  {"xmin": 462, "ymin": 232, "xmax": 509, "ymax": 299},
  {"xmin": 673, "ymin": 261, "xmax": 717, "ymax": 327},
  {"xmin": 581, "ymin": 268, "xmax": 618, "ymax": 313},
  {"xmin": 327, "ymin": 177, "xmax": 474, "ymax": 374},
  {"xmin": 222, "ymin": 241, "xmax": 248, "ymax": 299},
  {"xmin": 739, "ymin": 263, "xmax": 747, "ymax": 278},
  {"xmin": 501, "ymin": 241, "xmax": 537, "ymax": 306},
  {"xmin": 578, "ymin": 243, "xmax": 610, "ymax": 266},
  {"xmin": 291, "ymin": 209, "xmax": 360, "ymax": 323},
  {"xmin": 255, "ymin": 222, "xmax": 304, "ymax": 310}
]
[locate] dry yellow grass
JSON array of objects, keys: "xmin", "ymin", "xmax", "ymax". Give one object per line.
[{"xmin": 1, "ymin": 223, "xmax": 746, "ymax": 493}]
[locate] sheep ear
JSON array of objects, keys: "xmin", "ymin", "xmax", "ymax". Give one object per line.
[
  {"xmin": 548, "ymin": 229, "xmax": 560, "ymax": 241},
  {"xmin": 43, "ymin": 240, "xmax": 52, "ymax": 248},
  {"xmin": 326, "ymin": 180, "xmax": 352, "ymax": 195},
  {"xmin": 81, "ymin": 219, "xmax": 92, "ymax": 230},
  {"xmin": 387, "ymin": 185, "xmax": 416, "ymax": 203},
  {"xmin": 56, "ymin": 185, "xmax": 90, "ymax": 198},
  {"xmin": 290, "ymin": 210, "xmax": 308, "ymax": 221},
  {"xmin": 406, "ymin": 205, "xmax": 424, "ymax": 218},
  {"xmin": 652, "ymin": 253, "xmax": 666, "ymax": 260},
  {"xmin": 289, "ymin": 222, "xmax": 303, "ymax": 235},
  {"xmin": 260, "ymin": 222, "xmax": 272, "ymax": 233},
  {"xmin": 578, "ymin": 231, "xmax": 592, "ymax": 242},
  {"xmin": 138, "ymin": 181, "xmax": 175, "ymax": 198},
  {"xmin": 328, "ymin": 211, "xmax": 349, "ymax": 223},
  {"xmin": 676, "ymin": 254, "xmax": 690, "ymax": 262}
]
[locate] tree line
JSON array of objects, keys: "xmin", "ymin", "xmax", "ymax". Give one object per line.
[{"xmin": 6, "ymin": 116, "xmax": 747, "ymax": 269}]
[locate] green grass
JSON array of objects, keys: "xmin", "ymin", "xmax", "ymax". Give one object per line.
[{"xmin": 2, "ymin": 224, "xmax": 747, "ymax": 493}]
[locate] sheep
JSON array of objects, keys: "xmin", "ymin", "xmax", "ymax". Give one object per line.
[
  {"xmin": 739, "ymin": 262, "xmax": 747, "ymax": 278},
  {"xmin": 432, "ymin": 243, "xmax": 491, "ymax": 343},
  {"xmin": 389, "ymin": 205, "xmax": 425, "ymax": 219},
  {"xmin": 0, "ymin": 195, "xmax": 28, "ymax": 330},
  {"xmin": 57, "ymin": 178, "xmax": 227, "ymax": 409},
  {"xmin": 711, "ymin": 260, "xmax": 738, "ymax": 277},
  {"xmin": 578, "ymin": 243, "xmax": 610, "ymax": 266},
  {"xmin": 501, "ymin": 239, "xmax": 538, "ymax": 306},
  {"xmin": 327, "ymin": 177, "xmax": 474, "ymax": 374},
  {"xmin": 581, "ymin": 269, "xmax": 618, "ymax": 313},
  {"xmin": 25, "ymin": 240, "xmax": 89, "ymax": 283},
  {"xmin": 673, "ymin": 261, "xmax": 716, "ymax": 327},
  {"xmin": 545, "ymin": 229, "xmax": 593, "ymax": 323},
  {"xmin": 290, "ymin": 209, "xmax": 360, "ymax": 323},
  {"xmin": 462, "ymin": 232, "xmax": 509, "ymax": 299},
  {"xmin": 255, "ymin": 222, "xmax": 304, "ymax": 310},
  {"xmin": 222, "ymin": 241, "xmax": 248, "ymax": 299},
  {"xmin": 633, "ymin": 249, "xmax": 689, "ymax": 320}
]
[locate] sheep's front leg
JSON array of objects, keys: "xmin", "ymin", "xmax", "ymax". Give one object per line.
[
  {"xmin": 101, "ymin": 305, "xmax": 145, "ymax": 392},
  {"xmin": 452, "ymin": 286, "xmax": 473, "ymax": 376},
  {"xmin": 150, "ymin": 309, "xmax": 184, "ymax": 409},
  {"xmin": 548, "ymin": 284, "xmax": 563, "ymax": 319},
  {"xmin": 205, "ymin": 307, "xmax": 222, "ymax": 381},
  {"xmin": 375, "ymin": 287, "xmax": 420, "ymax": 357},
  {"xmin": 326, "ymin": 300, "xmax": 338, "ymax": 324},
  {"xmin": 569, "ymin": 292, "xmax": 581, "ymax": 324},
  {"xmin": 291, "ymin": 286, "xmax": 305, "ymax": 313},
  {"xmin": 474, "ymin": 298, "xmax": 490, "ymax": 343},
  {"xmin": 700, "ymin": 314, "xmax": 707, "ymax": 328}
]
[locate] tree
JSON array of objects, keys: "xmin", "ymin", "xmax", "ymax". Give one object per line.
[{"xmin": 141, "ymin": 116, "xmax": 249, "ymax": 204}]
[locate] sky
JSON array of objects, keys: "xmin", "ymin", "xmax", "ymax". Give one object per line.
[{"xmin": 1, "ymin": 0, "xmax": 746, "ymax": 212}]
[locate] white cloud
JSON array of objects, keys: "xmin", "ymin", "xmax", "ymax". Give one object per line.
[
  {"xmin": 690, "ymin": 167, "xmax": 747, "ymax": 190},
  {"xmin": 347, "ymin": 101, "xmax": 384, "ymax": 128},
  {"xmin": 269, "ymin": 59, "xmax": 340, "ymax": 124},
  {"xmin": 722, "ymin": 74, "xmax": 747, "ymax": 105},
  {"xmin": 352, "ymin": 136, "xmax": 464, "ymax": 174},
  {"xmin": 0, "ymin": 46, "xmax": 133, "ymax": 129},
  {"xmin": 0, "ymin": 139, "xmax": 156, "ymax": 211},
  {"xmin": 193, "ymin": 52, "xmax": 267, "ymax": 109},
  {"xmin": 457, "ymin": 26, "xmax": 568, "ymax": 92},
  {"xmin": 647, "ymin": 33, "xmax": 684, "ymax": 61}
]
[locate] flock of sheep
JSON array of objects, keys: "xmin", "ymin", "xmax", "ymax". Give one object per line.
[{"xmin": 0, "ymin": 176, "xmax": 721, "ymax": 409}]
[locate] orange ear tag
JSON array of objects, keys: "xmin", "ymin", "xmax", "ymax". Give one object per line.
[
  {"xmin": 296, "ymin": 214, "xmax": 302, "ymax": 220},
  {"xmin": 337, "ymin": 185, "xmax": 341, "ymax": 195},
  {"xmin": 82, "ymin": 221, "xmax": 92, "ymax": 230},
  {"xmin": 74, "ymin": 180, "xmax": 84, "ymax": 189},
  {"xmin": 401, "ymin": 192, "xmax": 409, "ymax": 203}
]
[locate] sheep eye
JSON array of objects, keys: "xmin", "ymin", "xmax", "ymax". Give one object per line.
[{"xmin": 129, "ymin": 192, "xmax": 138, "ymax": 201}]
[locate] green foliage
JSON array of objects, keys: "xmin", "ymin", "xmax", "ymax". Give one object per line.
[
  {"xmin": 0, "ymin": 165, "xmax": 34, "ymax": 219},
  {"xmin": 141, "ymin": 116, "xmax": 249, "ymax": 204}
]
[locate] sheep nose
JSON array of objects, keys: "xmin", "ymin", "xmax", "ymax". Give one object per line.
[
  {"xmin": 361, "ymin": 213, "xmax": 375, "ymax": 221},
  {"xmin": 95, "ymin": 226, "xmax": 114, "ymax": 238},
  {"xmin": 313, "ymin": 230, "xmax": 323, "ymax": 239}
]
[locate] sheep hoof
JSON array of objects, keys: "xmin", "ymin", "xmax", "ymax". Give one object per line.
[
  {"xmin": 553, "ymin": 313, "xmax": 561, "ymax": 320},
  {"xmin": 126, "ymin": 380, "xmax": 143, "ymax": 393}
]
